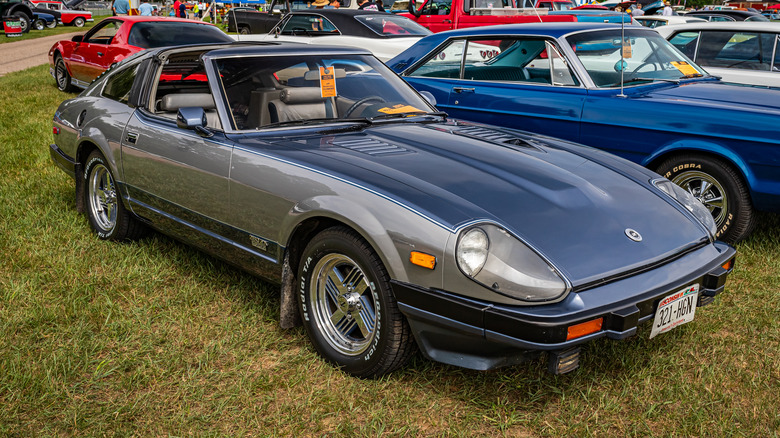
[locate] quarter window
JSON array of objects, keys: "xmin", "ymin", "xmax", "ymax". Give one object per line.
[{"xmin": 102, "ymin": 63, "xmax": 140, "ymax": 104}]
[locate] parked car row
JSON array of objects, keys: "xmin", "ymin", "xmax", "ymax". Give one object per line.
[{"xmin": 44, "ymin": 12, "xmax": 779, "ymax": 377}]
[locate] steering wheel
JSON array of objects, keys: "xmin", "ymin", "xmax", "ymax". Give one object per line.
[
  {"xmin": 344, "ymin": 96, "xmax": 386, "ymax": 118},
  {"xmin": 633, "ymin": 61, "xmax": 659, "ymax": 74}
]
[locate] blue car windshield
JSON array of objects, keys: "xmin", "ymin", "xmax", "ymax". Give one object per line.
[
  {"xmin": 565, "ymin": 29, "xmax": 707, "ymax": 88},
  {"xmin": 214, "ymin": 54, "xmax": 436, "ymax": 130}
]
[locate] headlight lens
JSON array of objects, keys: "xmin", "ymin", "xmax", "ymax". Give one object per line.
[
  {"xmin": 456, "ymin": 224, "xmax": 568, "ymax": 302},
  {"xmin": 653, "ymin": 178, "xmax": 717, "ymax": 238},
  {"xmin": 456, "ymin": 228, "xmax": 489, "ymax": 276}
]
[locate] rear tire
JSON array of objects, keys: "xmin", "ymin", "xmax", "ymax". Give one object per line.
[
  {"xmin": 34, "ymin": 19, "xmax": 45, "ymax": 31},
  {"xmin": 46, "ymin": 19, "xmax": 57, "ymax": 29},
  {"xmin": 84, "ymin": 151, "xmax": 146, "ymax": 241},
  {"xmin": 54, "ymin": 55, "xmax": 76, "ymax": 92},
  {"xmin": 656, "ymin": 154, "xmax": 755, "ymax": 244},
  {"xmin": 297, "ymin": 227, "xmax": 415, "ymax": 378},
  {"xmin": 238, "ymin": 25, "xmax": 250, "ymax": 35},
  {"xmin": 72, "ymin": 17, "xmax": 85, "ymax": 27}
]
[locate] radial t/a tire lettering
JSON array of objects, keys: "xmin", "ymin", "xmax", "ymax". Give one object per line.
[
  {"xmin": 656, "ymin": 153, "xmax": 755, "ymax": 244},
  {"xmin": 84, "ymin": 151, "xmax": 146, "ymax": 241},
  {"xmin": 297, "ymin": 227, "xmax": 415, "ymax": 378}
]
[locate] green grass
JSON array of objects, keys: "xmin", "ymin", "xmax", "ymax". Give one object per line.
[{"xmin": 1, "ymin": 65, "xmax": 779, "ymax": 437}]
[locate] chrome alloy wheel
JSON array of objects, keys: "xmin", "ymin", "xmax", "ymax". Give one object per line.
[
  {"xmin": 55, "ymin": 59, "xmax": 69, "ymax": 90},
  {"xmin": 87, "ymin": 162, "xmax": 118, "ymax": 233},
  {"xmin": 309, "ymin": 254, "xmax": 378, "ymax": 356},
  {"xmin": 672, "ymin": 170, "xmax": 727, "ymax": 227}
]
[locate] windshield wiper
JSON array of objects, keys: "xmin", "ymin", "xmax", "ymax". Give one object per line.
[
  {"xmin": 626, "ymin": 77, "xmax": 681, "ymax": 84},
  {"xmin": 369, "ymin": 111, "xmax": 448, "ymax": 122}
]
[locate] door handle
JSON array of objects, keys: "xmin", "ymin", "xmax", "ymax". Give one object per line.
[
  {"xmin": 97, "ymin": 52, "xmax": 104, "ymax": 56},
  {"xmin": 126, "ymin": 132, "xmax": 138, "ymax": 144},
  {"xmin": 453, "ymin": 87, "xmax": 475, "ymax": 93},
  {"xmin": 443, "ymin": 19, "xmax": 452, "ymax": 23}
]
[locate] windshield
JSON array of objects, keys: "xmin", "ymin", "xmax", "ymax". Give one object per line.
[
  {"xmin": 214, "ymin": 54, "xmax": 436, "ymax": 130},
  {"xmin": 565, "ymin": 29, "xmax": 707, "ymax": 88},
  {"xmin": 355, "ymin": 14, "xmax": 431, "ymax": 37},
  {"xmin": 128, "ymin": 22, "xmax": 233, "ymax": 49}
]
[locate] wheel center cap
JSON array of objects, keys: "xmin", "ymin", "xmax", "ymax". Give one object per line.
[{"xmin": 338, "ymin": 292, "xmax": 361, "ymax": 313}]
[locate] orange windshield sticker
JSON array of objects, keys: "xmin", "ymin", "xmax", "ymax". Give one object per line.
[
  {"xmin": 377, "ymin": 104, "xmax": 424, "ymax": 115},
  {"xmin": 320, "ymin": 66, "xmax": 336, "ymax": 98},
  {"xmin": 671, "ymin": 61, "xmax": 698, "ymax": 76},
  {"xmin": 622, "ymin": 42, "xmax": 632, "ymax": 59}
]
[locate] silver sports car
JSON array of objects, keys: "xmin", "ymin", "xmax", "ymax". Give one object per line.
[{"xmin": 50, "ymin": 43, "xmax": 735, "ymax": 377}]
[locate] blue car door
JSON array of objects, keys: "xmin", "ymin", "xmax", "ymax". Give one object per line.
[{"xmin": 402, "ymin": 37, "xmax": 587, "ymax": 142}]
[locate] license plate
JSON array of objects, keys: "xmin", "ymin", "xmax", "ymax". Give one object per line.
[{"xmin": 650, "ymin": 284, "xmax": 699, "ymax": 339}]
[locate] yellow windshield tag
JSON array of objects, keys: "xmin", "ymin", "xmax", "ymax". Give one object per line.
[
  {"xmin": 671, "ymin": 61, "xmax": 698, "ymax": 76},
  {"xmin": 378, "ymin": 104, "xmax": 424, "ymax": 115},
  {"xmin": 320, "ymin": 66, "xmax": 336, "ymax": 98}
]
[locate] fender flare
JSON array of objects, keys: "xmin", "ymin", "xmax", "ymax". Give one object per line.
[{"xmin": 642, "ymin": 139, "xmax": 755, "ymax": 189}]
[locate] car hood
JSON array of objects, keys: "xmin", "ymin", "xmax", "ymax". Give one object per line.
[
  {"xmin": 643, "ymin": 80, "xmax": 780, "ymax": 115},
  {"xmin": 238, "ymin": 121, "xmax": 708, "ymax": 286}
]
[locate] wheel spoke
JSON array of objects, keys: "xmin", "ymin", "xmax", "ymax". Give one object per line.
[
  {"xmin": 353, "ymin": 296, "xmax": 376, "ymax": 338},
  {"xmin": 326, "ymin": 269, "xmax": 349, "ymax": 296},
  {"xmin": 342, "ymin": 266, "xmax": 365, "ymax": 290}
]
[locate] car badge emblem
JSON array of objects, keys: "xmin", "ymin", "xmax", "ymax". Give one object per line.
[{"xmin": 625, "ymin": 228, "xmax": 642, "ymax": 242}]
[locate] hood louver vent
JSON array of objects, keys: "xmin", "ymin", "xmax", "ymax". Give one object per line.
[
  {"xmin": 451, "ymin": 126, "xmax": 543, "ymax": 151},
  {"xmin": 331, "ymin": 138, "xmax": 413, "ymax": 157}
]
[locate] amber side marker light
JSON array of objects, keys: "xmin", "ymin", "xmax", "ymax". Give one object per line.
[
  {"xmin": 410, "ymin": 251, "xmax": 436, "ymax": 270},
  {"xmin": 722, "ymin": 259, "xmax": 734, "ymax": 271},
  {"xmin": 566, "ymin": 318, "xmax": 603, "ymax": 341}
]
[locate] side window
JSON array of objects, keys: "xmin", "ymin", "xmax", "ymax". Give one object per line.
[
  {"xmin": 669, "ymin": 31, "xmax": 700, "ymax": 60},
  {"xmin": 85, "ymin": 21, "xmax": 120, "ymax": 44},
  {"xmin": 281, "ymin": 15, "xmax": 337, "ymax": 34},
  {"xmin": 101, "ymin": 63, "xmax": 140, "ymax": 104},
  {"xmin": 773, "ymin": 35, "xmax": 780, "ymax": 71},
  {"xmin": 466, "ymin": 38, "xmax": 578, "ymax": 85},
  {"xmin": 697, "ymin": 31, "xmax": 772, "ymax": 71},
  {"xmin": 407, "ymin": 39, "xmax": 465, "ymax": 78},
  {"xmin": 422, "ymin": 0, "xmax": 452, "ymax": 15}
]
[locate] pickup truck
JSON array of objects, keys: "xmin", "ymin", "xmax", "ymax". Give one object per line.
[{"xmin": 400, "ymin": 0, "xmax": 578, "ymax": 32}]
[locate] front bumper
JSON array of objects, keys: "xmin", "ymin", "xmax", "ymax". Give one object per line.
[{"xmin": 392, "ymin": 241, "xmax": 736, "ymax": 372}]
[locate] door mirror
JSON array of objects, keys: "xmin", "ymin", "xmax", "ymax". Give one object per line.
[
  {"xmin": 177, "ymin": 107, "xmax": 213, "ymax": 138},
  {"xmin": 72, "ymin": 35, "xmax": 83, "ymax": 43},
  {"xmin": 419, "ymin": 90, "xmax": 437, "ymax": 106}
]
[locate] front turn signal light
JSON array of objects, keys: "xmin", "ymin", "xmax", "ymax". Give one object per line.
[
  {"xmin": 566, "ymin": 317, "xmax": 603, "ymax": 341},
  {"xmin": 410, "ymin": 251, "xmax": 436, "ymax": 270}
]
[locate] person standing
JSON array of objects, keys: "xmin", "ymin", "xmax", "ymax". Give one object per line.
[
  {"xmin": 112, "ymin": 0, "xmax": 130, "ymax": 16},
  {"xmin": 662, "ymin": 1, "xmax": 673, "ymax": 15},
  {"xmin": 631, "ymin": 3, "xmax": 643, "ymax": 16},
  {"xmin": 358, "ymin": 0, "xmax": 384, "ymax": 11},
  {"xmin": 179, "ymin": 1, "xmax": 187, "ymax": 18},
  {"xmin": 139, "ymin": 0, "xmax": 154, "ymax": 16},
  {"xmin": 173, "ymin": 0, "xmax": 181, "ymax": 17}
]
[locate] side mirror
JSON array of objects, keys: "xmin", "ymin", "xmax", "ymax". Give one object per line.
[
  {"xmin": 408, "ymin": 0, "xmax": 422, "ymax": 17},
  {"xmin": 176, "ymin": 107, "xmax": 213, "ymax": 138},
  {"xmin": 72, "ymin": 35, "xmax": 83, "ymax": 43},
  {"xmin": 419, "ymin": 90, "xmax": 437, "ymax": 106}
]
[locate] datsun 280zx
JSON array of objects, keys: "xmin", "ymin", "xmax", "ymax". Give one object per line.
[
  {"xmin": 50, "ymin": 42, "xmax": 735, "ymax": 377},
  {"xmin": 388, "ymin": 23, "xmax": 780, "ymax": 244}
]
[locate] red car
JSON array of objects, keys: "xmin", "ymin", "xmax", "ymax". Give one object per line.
[
  {"xmin": 49, "ymin": 16, "xmax": 233, "ymax": 92},
  {"xmin": 30, "ymin": 0, "xmax": 92, "ymax": 27}
]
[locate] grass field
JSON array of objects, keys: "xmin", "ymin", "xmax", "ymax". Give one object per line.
[{"xmin": 0, "ymin": 65, "xmax": 778, "ymax": 437}]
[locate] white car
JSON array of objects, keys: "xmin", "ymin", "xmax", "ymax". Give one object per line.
[
  {"xmin": 657, "ymin": 21, "xmax": 780, "ymax": 87},
  {"xmin": 233, "ymin": 9, "xmax": 430, "ymax": 61},
  {"xmin": 634, "ymin": 15, "xmax": 706, "ymax": 28}
]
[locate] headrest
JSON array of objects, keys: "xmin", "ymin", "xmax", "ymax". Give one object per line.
[
  {"xmin": 280, "ymin": 87, "xmax": 326, "ymax": 104},
  {"xmin": 160, "ymin": 93, "xmax": 216, "ymax": 111}
]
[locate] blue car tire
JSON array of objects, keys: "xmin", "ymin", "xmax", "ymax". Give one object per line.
[{"xmin": 656, "ymin": 153, "xmax": 755, "ymax": 244}]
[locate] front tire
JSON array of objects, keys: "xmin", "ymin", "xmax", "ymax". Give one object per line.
[
  {"xmin": 46, "ymin": 19, "xmax": 57, "ymax": 29},
  {"xmin": 13, "ymin": 12, "xmax": 31, "ymax": 33},
  {"xmin": 238, "ymin": 25, "xmax": 250, "ymax": 35},
  {"xmin": 72, "ymin": 17, "xmax": 85, "ymax": 27},
  {"xmin": 84, "ymin": 151, "xmax": 145, "ymax": 241},
  {"xmin": 33, "ymin": 19, "xmax": 45, "ymax": 31},
  {"xmin": 297, "ymin": 227, "xmax": 415, "ymax": 378},
  {"xmin": 656, "ymin": 154, "xmax": 755, "ymax": 244}
]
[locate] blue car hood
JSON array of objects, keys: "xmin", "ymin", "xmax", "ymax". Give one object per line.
[
  {"xmin": 245, "ymin": 121, "xmax": 708, "ymax": 285},
  {"xmin": 644, "ymin": 81, "xmax": 780, "ymax": 115}
]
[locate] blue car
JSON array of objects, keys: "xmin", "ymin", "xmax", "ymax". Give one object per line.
[
  {"xmin": 388, "ymin": 23, "xmax": 780, "ymax": 243},
  {"xmin": 49, "ymin": 43, "xmax": 735, "ymax": 376},
  {"xmin": 32, "ymin": 11, "xmax": 57, "ymax": 30}
]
